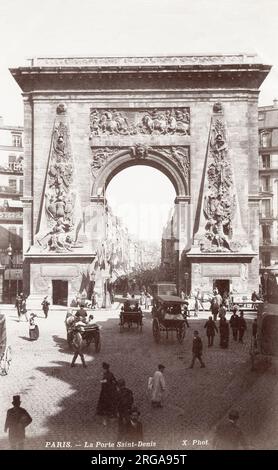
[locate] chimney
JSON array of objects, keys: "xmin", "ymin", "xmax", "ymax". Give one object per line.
[
  {"xmin": 273, "ymin": 98, "xmax": 278, "ymax": 108},
  {"xmin": 0, "ymin": 116, "xmax": 3, "ymax": 126}
]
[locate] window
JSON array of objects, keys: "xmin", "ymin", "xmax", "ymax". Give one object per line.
[
  {"xmin": 8, "ymin": 155, "xmax": 16, "ymax": 170},
  {"xmin": 19, "ymin": 179, "xmax": 23, "ymax": 194},
  {"xmin": 12, "ymin": 134, "xmax": 22, "ymax": 147},
  {"xmin": 262, "ymin": 224, "xmax": 271, "ymax": 243},
  {"xmin": 261, "ymin": 199, "xmax": 271, "ymax": 217},
  {"xmin": 8, "ymin": 179, "xmax": 17, "ymax": 192},
  {"xmin": 261, "ymin": 154, "xmax": 270, "ymax": 168},
  {"xmin": 258, "ymin": 112, "xmax": 265, "ymax": 121},
  {"xmin": 262, "ymin": 252, "xmax": 271, "ymax": 267},
  {"xmin": 261, "ymin": 176, "xmax": 271, "ymax": 191},
  {"xmin": 260, "ymin": 131, "xmax": 272, "ymax": 148}
]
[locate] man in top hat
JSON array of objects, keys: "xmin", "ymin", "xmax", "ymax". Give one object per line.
[{"xmin": 4, "ymin": 395, "xmax": 32, "ymax": 449}]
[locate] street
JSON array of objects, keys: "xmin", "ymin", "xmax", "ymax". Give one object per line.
[{"xmin": 0, "ymin": 306, "xmax": 278, "ymax": 450}]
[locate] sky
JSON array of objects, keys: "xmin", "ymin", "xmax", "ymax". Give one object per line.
[{"xmin": 0, "ymin": 0, "xmax": 278, "ymax": 240}]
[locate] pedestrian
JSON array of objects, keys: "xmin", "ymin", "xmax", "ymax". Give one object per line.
[
  {"xmin": 189, "ymin": 330, "xmax": 205, "ymax": 368},
  {"xmin": 15, "ymin": 294, "xmax": 22, "ymax": 320},
  {"xmin": 29, "ymin": 313, "xmax": 39, "ymax": 341},
  {"xmin": 151, "ymin": 364, "xmax": 166, "ymax": 408},
  {"xmin": 194, "ymin": 296, "xmax": 199, "ymax": 317},
  {"xmin": 70, "ymin": 324, "xmax": 87, "ymax": 368},
  {"xmin": 229, "ymin": 308, "xmax": 239, "ymax": 341},
  {"xmin": 20, "ymin": 298, "xmax": 28, "ymax": 322},
  {"xmin": 213, "ymin": 410, "xmax": 248, "ymax": 449},
  {"xmin": 252, "ymin": 318, "xmax": 258, "ymax": 348},
  {"xmin": 96, "ymin": 362, "xmax": 118, "ymax": 425},
  {"xmin": 196, "ymin": 288, "xmax": 205, "ymax": 311},
  {"xmin": 213, "ymin": 288, "xmax": 223, "ymax": 306},
  {"xmin": 41, "ymin": 296, "xmax": 50, "ymax": 318},
  {"xmin": 183, "ymin": 300, "xmax": 190, "ymax": 319},
  {"xmin": 4, "ymin": 395, "xmax": 32, "ymax": 449},
  {"xmin": 219, "ymin": 316, "xmax": 229, "ymax": 348},
  {"xmin": 122, "ymin": 407, "xmax": 143, "ymax": 444},
  {"xmin": 219, "ymin": 304, "xmax": 227, "ymax": 320},
  {"xmin": 204, "ymin": 316, "xmax": 218, "ymax": 347},
  {"xmin": 210, "ymin": 297, "xmax": 220, "ymax": 322},
  {"xmin": 116, "ymin": 379, "xmax": 134, "ymax": 441},
  {"xmin": 238, "ymin": 311, "xmax": 247, "ymax": 343},
  {"xmin": 180, "ymin": 290, "xmax": 186, "ymax": 300}
]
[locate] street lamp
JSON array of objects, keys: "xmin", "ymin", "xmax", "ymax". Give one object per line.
[
  {"xmin": 7, "ymin": 243, "xmax": 13, "ymax": 304},
  {"xmin": 184, "ymin": 272, "xmax": 189, "ymax": 296}
]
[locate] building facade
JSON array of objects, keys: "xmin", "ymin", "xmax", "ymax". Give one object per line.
[
  {"xmin": 0, "ymin": 117, "xmax": 24, "ymax": 302},
  {"xmin": 10, "ymin": 55, "xmax": 270, "ymax": 306},
  {"xmin": 258, "ymin": 100, "xmax": 278, "ymax": 269}
]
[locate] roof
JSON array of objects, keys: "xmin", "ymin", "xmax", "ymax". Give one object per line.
[{"xmin": 156, "ymin": 295, "xmax": 186, "ymax": 304}]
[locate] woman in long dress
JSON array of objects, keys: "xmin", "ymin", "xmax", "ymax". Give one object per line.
[
  {"xmin": 96, "ymin": 362, "xmax": 118, "ymax": 425},
  {"xmin": 29, "ymin": 314, "xmax": 39, "ymax": 341}
]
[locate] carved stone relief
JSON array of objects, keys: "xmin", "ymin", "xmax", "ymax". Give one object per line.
[
  {"xmin": 199, "ymin": 102, "xmax": 241, "ymax": 253},
  {"xmin": 89, "ymin": 108, "xmax": 190, "ymax": 137},
  {"xmin": 35, "ymin": 104, "xmax": 84, "ymax": 253},
  {"xmin": 90, "ymin": 145, "xmax": 190, "ymax": 182}
]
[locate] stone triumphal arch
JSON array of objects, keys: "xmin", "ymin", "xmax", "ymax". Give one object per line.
[{"xmin": 10, "ymin": 55, "xmax": 270, "ymax": 306}]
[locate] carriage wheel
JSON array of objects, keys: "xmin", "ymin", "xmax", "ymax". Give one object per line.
[
  {"xmin": 1, "ymin": 346, "xmax": 12, "ymax": 375},
  {"xmin": 94, "ymin": 334, "xmax": 101, "ymax": 353},
  {"xmin": 152, "ymin": 319, "xmax": 160, "ymax": 343},
  {"xmin": 177, "ymin": 324, "xmax": 186, "ymax": 343}
]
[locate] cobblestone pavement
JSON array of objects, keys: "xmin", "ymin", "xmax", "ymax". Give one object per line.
[{"xmin": 0, "ymin": 306, "xmax": 277, "ymax": 450}]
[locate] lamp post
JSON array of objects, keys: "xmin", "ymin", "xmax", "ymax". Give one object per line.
[
  {"xmin": 184, "ymin": 272, "xmax": 189, "ymax": 296},
  {"xmin": 7, "ymin": 243, "xmax": 13, "ymax": 304}
]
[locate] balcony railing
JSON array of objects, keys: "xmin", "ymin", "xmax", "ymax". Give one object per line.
[{"xmin": 0, "ymin": 211, "xmax": 23, "ymax": 220}]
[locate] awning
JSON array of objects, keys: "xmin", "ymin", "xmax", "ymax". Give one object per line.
[{"xmin": 8, "ymin": 200, "xmax": 22, "ymax": 208}]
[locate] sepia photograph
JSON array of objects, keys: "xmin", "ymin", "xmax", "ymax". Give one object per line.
[{"xmin": 0, "ymin": 0, "xmax": 278, "ymax": 458}]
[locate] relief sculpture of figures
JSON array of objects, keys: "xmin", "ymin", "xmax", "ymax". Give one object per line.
[
  {"xmin": 139, "ymin": 108, "xmax": 190, "ymax": 135},
  {"xmin": 89, "ymin": 107, "xmax": 190, "ymax": 136},
  {"xmin": 35, "ymin": 105, "xmax": 83, "ymax": 252},
  {"xmin": 201, "ymin": 102, "xmax": 238, "ymax": 253}
]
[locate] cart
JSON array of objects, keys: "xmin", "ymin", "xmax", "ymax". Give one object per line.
[
  {"xmin": 0, "ymin": 313, "xmax": 12, "ymax": 375},
  {"xmin": 152, "ymin": 295, "xmax": 187, "ymax": 343},
  {"xmin": 65, "ymin": 313, "xmax": 101, "ymax": 353},
  {"xmin": 119, "ymin": 299, "xmax": 143, "ymax": 333},
  {"xmin": 250, "ymin": 306, "xmax": 278, "ymax": 371}
]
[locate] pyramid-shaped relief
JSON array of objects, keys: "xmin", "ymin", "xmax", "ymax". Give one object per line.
[{"xmin": 34, "ymin": 104, "xmax": 85, "ymax": 253}]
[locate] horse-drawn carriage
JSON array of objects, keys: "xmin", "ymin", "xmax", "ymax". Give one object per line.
[
  {"xmin": 152, "ymin": 295, "xmax": 188, "ymax": 343},
  {"xmin": 65, "ymin": 311, "xmax": 101, "ymax": 353},
  {"xmin": 0, "ymin": 313, "xmax": 12, "ymax": 375},
  {"xmin": 250, "ymin": 303, "xmax": 278, "ymax": 371},
  {"xmin": 119, "ymin": 299, "xmax": 143, "ymax": 333}
]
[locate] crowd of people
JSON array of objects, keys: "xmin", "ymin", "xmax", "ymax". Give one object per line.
[{"xmin": 4, "ymin": 284, "xmax": 257, "ymax": 450}]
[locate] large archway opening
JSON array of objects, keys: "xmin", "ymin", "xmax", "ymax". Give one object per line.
[{"xmin": 104, "ymin": 165, "xmax": 177, "ymax": 294}]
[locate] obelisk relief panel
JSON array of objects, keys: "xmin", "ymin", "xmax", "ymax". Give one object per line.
[
  {"xmin": 33, "ymin": 104, "xmax": 87, "ymax": 253},
  {"xmin": 194, "ymin": 102, "xmax": 251, "ymax": 254}
]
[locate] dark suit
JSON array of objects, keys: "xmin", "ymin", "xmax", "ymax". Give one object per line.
[{"xmin": 4, "ymin": 406, "xmax": 32, "ymax": 449}]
